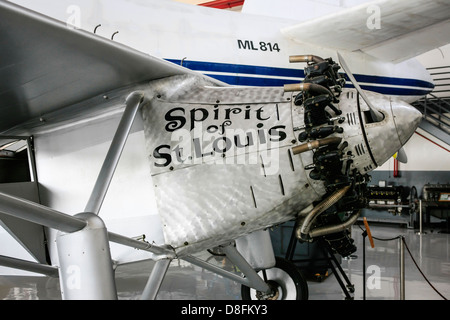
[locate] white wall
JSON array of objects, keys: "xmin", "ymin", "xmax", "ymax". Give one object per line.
[{"xmin": 377, "ymin": 128, "xmax": 450, "ymax": 172}]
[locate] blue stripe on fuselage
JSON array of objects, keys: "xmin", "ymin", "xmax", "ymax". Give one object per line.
[{"xmin": 166, "ymin": 59, "xmax": 434, "ymax": 96}]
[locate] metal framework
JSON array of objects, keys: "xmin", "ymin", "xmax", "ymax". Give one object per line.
[{"xmin": 0, "ymin": 91, "xmax": 271, "ymax": 300}]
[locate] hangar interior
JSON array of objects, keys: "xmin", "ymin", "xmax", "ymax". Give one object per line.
[{"xmin": 0, "ymin": 0, "xmax": 449, "ymax": 301}]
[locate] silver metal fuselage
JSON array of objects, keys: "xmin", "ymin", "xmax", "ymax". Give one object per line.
[{"xmin": 141, "ymin": 76, "xmax": 422, "ymax": 255}]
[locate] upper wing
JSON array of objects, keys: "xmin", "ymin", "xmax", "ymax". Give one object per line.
[
  {"xmin": 0, "ymin": 1, "xmax": 222, "ymax": 134},
  {"xmin": 281, "ymin": 0, "xmax": 450, "ymax": 63}
]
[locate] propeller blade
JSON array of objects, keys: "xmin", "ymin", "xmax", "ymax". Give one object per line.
[
  {"xmin": 396, "ymin": 147, "xmax": 408, "ymax": 164},
  {"xmin": 337, "ymin": 52, "xmax": 384, "ymax": 122}
]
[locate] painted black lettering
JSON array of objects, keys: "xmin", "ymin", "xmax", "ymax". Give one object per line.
[
  {"xmin": 238, "ymin": 40, "xmax": 281, "ymax": 52},
  {"xmin": 193, "ymin": 138, "xmax": 214, "ymax": 158},
  {"xmin": 173, "ymin": 145, "xmax": 184, "ymax": 163},
  {"xmin": 165, "ymin": 107, "xmax": 186, "ymax": 132},
  {"xmin": 237, "ymin": 40, "xmax": 256, "ymax": 50},
  {"xmin": 272, "ymin": 43, "xmax": 281, "ymax": 52},
  {"xmin": 258, "ymin": 128, "xmax": 267, "ymax": 144},
  {"xmin": 153, "ymin": 145, "xmax": 171, "ymax": 167},
  {"xmin": 213, "ymin": 137, "xmax": 232, "ymax": 153},
  {"xmin": 259, "ymin": 41, "xmax": 267, "ymax": 51},
  {"xmin": 190, "ymin": 108, "xmax": 209, "ymax": 130},
  {"xmin": 244, "ymin": 106, "xmax": 251, "ymax": 119},
  {"xmin": 256, "ymin": 106, "xmax": 270, "ymax": 121},
  {"xmin": 225, "ymin": 107, "xmax": 242, "ymax": 120},
  {"xmin": 234, "ymin": 132, "xmax": 254, "ymax": 148},
  {"xmin": 213, "ymin": 105, "xmax": 219, "ymax": 120},
  {"xmin": 269, "ymin": 125, "xmax": 287, "ymax": 142}
]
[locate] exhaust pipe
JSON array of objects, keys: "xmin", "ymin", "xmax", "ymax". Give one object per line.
[
  {"xmin": 309, "ymin": 210, "xmax": 360, "ymax": 238},
  {"xmin": 284, "ymin": 82, "xmax": 333, "ymax": 96},
  {"xmin": 296, "ymin": 185, "xmax": 351, "ymax": 241},
  {"xmin": 292, "ymin": 137, "xmax": 342, "ymax": 155},
  {"xmin": 289, "ymin": 55, "xmax": 325, "ymax": 64}
]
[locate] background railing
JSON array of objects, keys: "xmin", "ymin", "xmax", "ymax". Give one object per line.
[{"xmin": 412, "ymin": 66, "xmax": 450, "ymax": 144}]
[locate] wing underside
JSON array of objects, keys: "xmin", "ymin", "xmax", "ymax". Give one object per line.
[
  {"xmin": 0, "ymin": 1, "xmax": 221, "ymax": 134},
  {"xmin": 281, "ymin": 0, "xmax": 450, "ymax": 63}
]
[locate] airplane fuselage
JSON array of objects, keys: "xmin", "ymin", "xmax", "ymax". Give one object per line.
[
  {"xmin": 139, "ymin": 72, "xmax": 421, "ymax": 254},
  {"xmin": 1, "ymin": 0, "xmax": 427, "ymax": 267}
]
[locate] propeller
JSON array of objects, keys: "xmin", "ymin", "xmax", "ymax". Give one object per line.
[
  {"xmin": 337, "ymin": 52, "xmax": 384, "ymax": 122},
  {"xmin": 395, "ymin": 147, "xmax": 408, "ymax": 164},
  {"xmin": 337, "ymin": 52, "xmax": 408, "ymax": 164}
]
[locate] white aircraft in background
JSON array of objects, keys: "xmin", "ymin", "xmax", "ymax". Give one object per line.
[{"xmin": 0, "ymin": 0, "xmax": 448, "ymax": 300}]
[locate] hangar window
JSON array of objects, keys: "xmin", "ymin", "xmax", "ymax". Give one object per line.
[{"xmin": 0, "ymin": 136, "xmax": 36, "ymax": 184}]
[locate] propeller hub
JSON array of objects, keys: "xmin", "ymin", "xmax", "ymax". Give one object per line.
[
  {"xmin": 391, "ymin": 98, "xmax": 422, "ymax": 146},
  {"xmin": 360, "ymin": 92, "xmax": 422, "ymax": 167}
]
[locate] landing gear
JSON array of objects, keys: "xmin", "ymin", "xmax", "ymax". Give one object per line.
[{"xmin": 241, "ymin": 257, "xmax": 308, "ymax": 300}]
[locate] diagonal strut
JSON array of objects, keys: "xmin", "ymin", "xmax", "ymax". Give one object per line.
[{"xmin": 85, "ymin": 91, "xmax": 144, "ymax": 215}]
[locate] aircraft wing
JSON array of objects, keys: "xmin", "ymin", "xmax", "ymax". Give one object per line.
[
  {"xmin": 281, "ymin": 0, "xmax": 450, "ymax": 63},
  {"xmin": 0, "ymin": 1, "xmax": 223, "ymax": 134}
]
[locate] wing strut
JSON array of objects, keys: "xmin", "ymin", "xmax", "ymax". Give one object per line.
[
  {"xmin": 0, "ymin": 254, "xmax": 58, "ymax": 277},
  {"xmin": 85, "ymin": 92, "xmax": 144, "ymax": 215}
]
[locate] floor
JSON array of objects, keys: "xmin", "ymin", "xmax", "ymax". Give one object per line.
[{"xmin": 1, "ymin": 222, "xmax": 449, "ymax": 300}]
